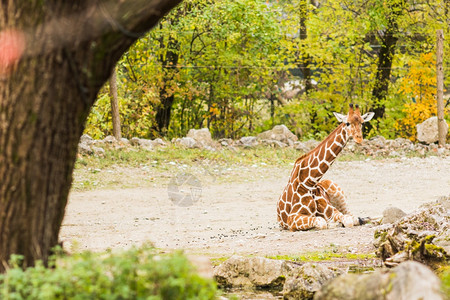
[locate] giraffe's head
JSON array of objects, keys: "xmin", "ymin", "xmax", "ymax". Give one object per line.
[{"xmin": 333, "ymin": 104, "xmax": 374, "ymax": 144}]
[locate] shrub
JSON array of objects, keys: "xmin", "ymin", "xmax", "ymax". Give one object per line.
[{"xmin": 0, "ymin": 245, "xmax": 217, "ymax": 300}]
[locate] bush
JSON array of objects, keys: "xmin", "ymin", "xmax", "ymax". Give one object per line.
[{"xmin": 0, "ymin": 245, "xmax": 217, "ymax": 300}]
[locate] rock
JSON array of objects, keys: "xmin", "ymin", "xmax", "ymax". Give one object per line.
[
  {"xmin": 214, "ymin": 256, "xmax": 339, "ymax": 299},
  {"xmin": 214, "ymin": 255, "xmax": 288, "ymax": 288},
  {"xmin": 368, "ymin": 135, "xmax": 387, "ymax": 149},
  {"xmin": 78, "ymin": 143, "xmax": 93, "ymax": 155},
  {"xmin": 120, "ymin": 138, "xmax": 130, "ymax": 145},
  {"xmin": 187, "ymin": 128, "xmax": 216, "ymax": 148},
  {"xmin": 152, "ymin": 138, "xmax": 167, "ymax": 147},
  {"xmin": 174, "ymin": 137, "xmax": 198, "ymax": 149},
  {"xmin": 381, "ymin": 207, "xmax": 407, "ymax": 224},
  {"xmin": 239, "ymin": 136, "xmax": 259, "ymax": 148},
  {"xmin": 257, "ymin": 125, "xmax": 298, "ymax": 144},
  {"xmin": 294, "ymin": 141, "xmax": 309, "ymax": 153},
  {"xmin": 283, "ymin": 263, "xmax": 337, "ymax": 300},
  {"xmin": 417, "ymin": 116, "xmax": 449, "ymax": 144},
  {"xmin": 80, "ymin": 134, "xmax": 94, "ymax": 145},
  {"xmin": 103, "ymin": 135, "xmax": 117, "ymax": 144},
  {"xmin": 218, "ymin": 138, "xmax": 233, "ymax": 147},
  {"xmin": 304, "ymin": 140, "xmax": 320, "ymax": 152},
  {"xmin": 374, "ymin": 197, "xmax": 449, "ymax": 268},
  {"xmin": 259, "ymin": 139, "xmax": 287, "ymax": 148},
  {"xmin": 130, "ymin": 137, "xmax": 140, "ymax": 146},
  {"xmin": 92, "ymin": 146, "xmax": 105, "ymax": 156},
  {"xmin": 314, "ymin": 261, "xmax": 443, "ymax": 300}
]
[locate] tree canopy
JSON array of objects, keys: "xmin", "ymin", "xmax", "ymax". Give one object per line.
[{"xmin": 86, "ymin": 0, "xmax": 449, "ymax": 141}]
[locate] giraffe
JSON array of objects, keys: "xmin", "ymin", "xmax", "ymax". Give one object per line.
[{"xmin": 277, "ymin": 104, "xmax": 374, "ymax": 231}]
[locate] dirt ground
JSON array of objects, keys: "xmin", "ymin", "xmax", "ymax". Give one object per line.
[{"xmin": 61, "ymin": 155, "xmax": 450, "ymax": 257}]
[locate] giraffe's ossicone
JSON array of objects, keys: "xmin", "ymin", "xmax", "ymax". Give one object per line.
[{"xmin": 277, "ymin": 104, "xmax": 374, "ymax": 231}]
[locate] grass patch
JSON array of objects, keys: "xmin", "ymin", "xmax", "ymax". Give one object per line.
[{"xmin": 266, "ymin": 251, "xmax": 376, "ymax": 262}]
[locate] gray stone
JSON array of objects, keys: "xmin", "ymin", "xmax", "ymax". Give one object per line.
[
  {"xmin": 283, "ymin": 263, "xmax": 337, "ymax": 300},
  {"xmin": 294, "ymin": 141, "xmax": 309, "ymax": 153},
  {"xmin": 214, "ymin": 256, "xmax": 339, "ymax": 300},
  {"xmin": 78, "ymin": 143, "xmax": 93, "ymax": 155},
  {"xmin": 130, "ymin": 137, "xmax": 140, "ymax": 146},
  {"xmin": 368, "ymin": 135, "xmax": 387, "ymax": 148},
  {"xmin": 314, "ymin": 261, "xmax": 443, "ymax": 300},
  {"xmin": 187, "ymin": 128, "xmax": 215, "ymax": 148},
  {"xmin": 80, "ymin": 134, "xmax": 94, "ymax": 145},
  {"xmin": 175, "ymin": 137, "xmax": 198, "ymax": 149},
  {"xmin": 374, "ymin": 197, "xmax": 449, "ymax": 268},
  {"xmin": 260, "ymin": 139, "xmax": 287, "ymax": 148},
  {"xmin": 257, "ymin": 125, "xmax": 298, "ymax": 144},
  {"xmin": 120, "ymin": 138, "xmax": 130, "ymax": 145},
  {"xmin": 214, "ymin": 255, "xmax": 287, "ymax": 288},
  {"xmin": 417, "ymin": 116, "xmax": 449, "ymax": 144},
  {"xmin": 239, "ymin": 136, "xmax": 259, "ymax": 147},
  {"xmin": 103, "ymin": 135, "xmax": 117, "ymax": 144},
  {"xmin": 381, "ymin": 207, "xmax": 407, "ymax": 224},
  {"xmin": 304, "ymin": 140, "xmax": 320, "ymax": 152},
  {"xmin": 92, "ymin": 146, "xmax": 105, "ymax": 156}
]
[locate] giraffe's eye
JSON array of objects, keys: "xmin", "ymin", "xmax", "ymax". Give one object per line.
[{"xmin": 346, "ymin": 122, "xmax": 350, "ymax": 126}]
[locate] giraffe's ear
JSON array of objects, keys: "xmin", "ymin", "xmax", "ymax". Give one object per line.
[
  {"xmin": 361, "ymin": 112, "xmax": 375, "ymax": 122},
  {"xmin": 333, "ymin": 112, "xmax": 347, "ymax": 123}
]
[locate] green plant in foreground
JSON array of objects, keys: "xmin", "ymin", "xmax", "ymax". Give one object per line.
[{"xmin": 0, "ymin": 245, "xmax": 217, "ymax": 300}]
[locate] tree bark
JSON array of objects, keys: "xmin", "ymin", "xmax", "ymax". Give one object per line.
[
  {"xmin": 0, "ymin": 0, "xmax": 181, "ymax": 272},
  {"xmin": 109, "ymin": 68, "xmax": 122, "ymax": 140},
  {"xmin": 369, "ymin": 0, "xmax": 404, "ymax": 125},
  {"xmin": 154, "ymin": 25, "xmax": 180, "ymax": 136}
]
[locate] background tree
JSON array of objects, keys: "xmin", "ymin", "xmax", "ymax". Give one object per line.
[{"xmin": 0, "ymin": 0, "xmax": 181, "ymax": 272}]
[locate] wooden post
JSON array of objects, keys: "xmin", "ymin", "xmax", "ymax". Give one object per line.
[
  {"xmin": 109, "ymin": 68, "xmax": 122, "ymax": 140},
  {"xmin": 436, "ymin": 30, "xmax": 445, "ymax": 147}
]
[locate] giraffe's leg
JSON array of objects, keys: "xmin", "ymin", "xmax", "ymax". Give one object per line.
[
  {"xmin": 317, "ymin": 179, "xmax": 361, "ymax": 226},
  {"xmin": 287, "ymin": 214, "xmax": 327, "ymax": 231},
  {"xmin": 315, "ymin": 196, "xmax": 354, "ymax": 228},
  {"xmin": 317, "ymin": 179, "xmax": 350, "ymax": 214}
]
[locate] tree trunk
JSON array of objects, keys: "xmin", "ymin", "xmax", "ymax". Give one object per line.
[
  {"xmin": 0, "ymin": 0, "xmax": 181, "ymax": 272},
  {"xmin": 369, "ymin": 0, "xmax": 404, "ymax": 126},
  {"xmin": 109, "ymin": 68, "xmax": 122, "ymax": 140},
  {"xmin": 154, "ymin": 25, "xmax": 179, "ymax": 136},
  {"xmin": 299, "ymin": 0, "xmax": 313, "ymax": 93}
]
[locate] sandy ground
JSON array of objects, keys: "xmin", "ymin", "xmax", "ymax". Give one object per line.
[{"xmin": 61, "ymin": 156, "xmax": 450, "ymax": 257}]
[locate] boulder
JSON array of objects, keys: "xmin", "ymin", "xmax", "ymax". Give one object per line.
[
  {"xmin": 294, "ymin": 141, "xmax": 310, "ymax": 153},
  {"xmin": 374, "ymin": 197, "xmax": 449, "ymax": 268},
  {"xmin": 214, "ymin": 256, "xmax": 339, "ymax": 299},
  {"xmin": 314, "ymin": 261, "xmax": 443, "ymax": 300},
  {"xmin": 381, "ymin": 207, "xmax": 407, "ymax": 224},
  {"xmin": 214, "ymin": 255, "xmax": 288, "ymax": 288},
  {"xmin": 187, "ymin": 128, "xmax": 216, "ymax": 148},
  {"xmin": 174, "ymin": 137, "xmax": 198, "ymax": 149},
  {"xmin": 257, "ymin": 125, "xmax": 298, "ymax": 144},
  {"xmin": 417, "ymin": 116, "xmax": 449, "ymax": 144},
  {"xmin": 78, "ymin": 143, "xmax": 93, "ymax": 155},
  {"xmin": 239, "ymin": 136, "xmax": 259, "ymax": 148},
  {"xmin": 130, "ymin": 137, "xmax": 154, "ymax": 151},
  {"xmin": 80, "ymin": 134, "xmax": 94, "ymax": 145},
  {"xmin": 92, "ymin": 146, "xmax": 105, "ymax": 156},
  {"xmin": 103, "ymin": 135, "xmax": 117, "ymax": 144},
  {"xmin": 259, "ymin": 139, "xmax": 288, "ymax": 148},
  {"xmin": 304, "ymin": 140, "xmax": 320, "ymax": 152},
  {"xmin": 283, "ymin": 263, "xmax": 337, "ymax": 300}
]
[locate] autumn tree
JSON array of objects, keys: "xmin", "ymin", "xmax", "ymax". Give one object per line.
[{"xmin": 0, "ymin": 0, "xmax": 181, "ymax": 272}]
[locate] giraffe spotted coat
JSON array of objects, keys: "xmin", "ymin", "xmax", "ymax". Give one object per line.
[{"xmin": 277, "ymin": 104, "xmax": 374, "ymax": 231}]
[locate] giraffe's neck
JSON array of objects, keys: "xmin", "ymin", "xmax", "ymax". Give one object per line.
[{"xmin": 295, "ymin": 123, "xmax": 349, "ymax": 191}]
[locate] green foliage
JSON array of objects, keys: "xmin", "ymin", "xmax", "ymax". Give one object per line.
[
  {"xmin": 85, "ymin": 0, "xmax": 450, "ymax": 140},
  {"xmin": 0, "ymin": 246, "xmax": 217, "ymax": 299},
  {"xmin": 438, "ymin": 265, "xmax": 450, "ymax": 297}
]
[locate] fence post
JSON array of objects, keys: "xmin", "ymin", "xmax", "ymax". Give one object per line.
[{"xmin": 436, "ymin": 29, "xmax": 445, "ymax": 147}]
